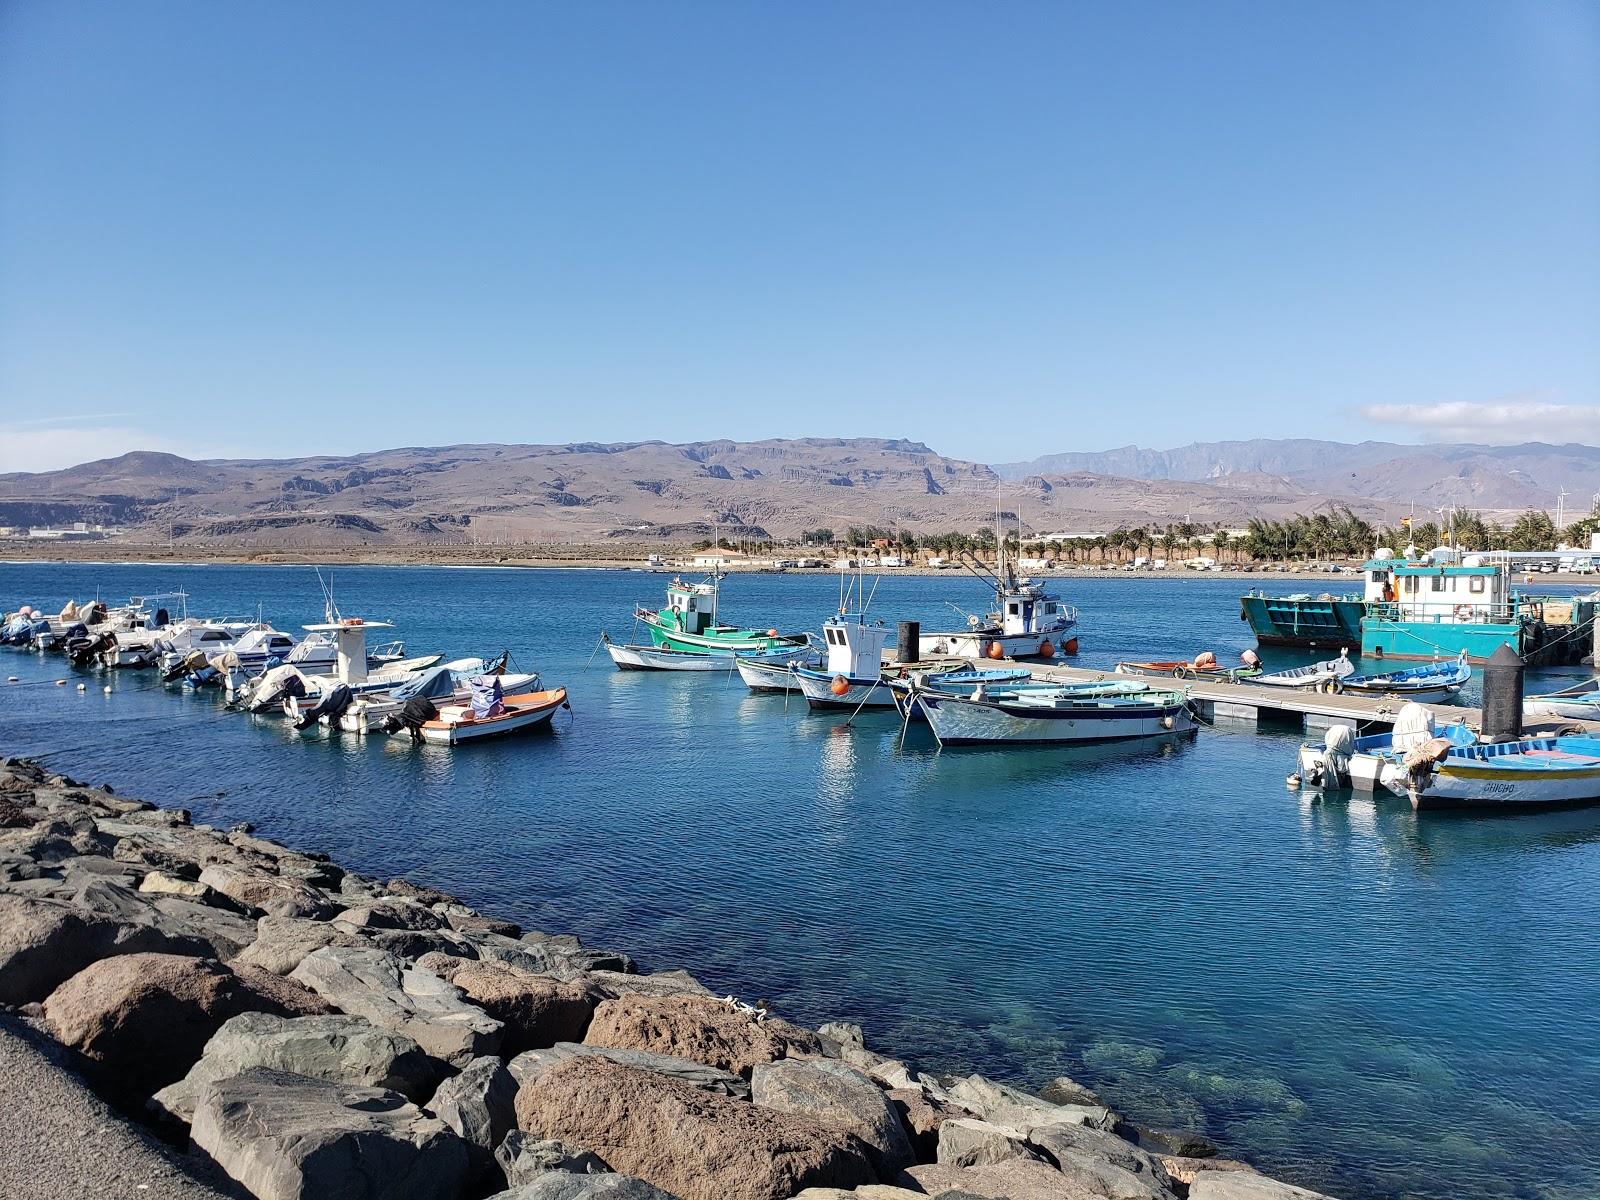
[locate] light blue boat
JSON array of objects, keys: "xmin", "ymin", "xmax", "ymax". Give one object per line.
[{"xmin": 1334, "ymin": 651, "xmax": 1471, "ymax": 703}]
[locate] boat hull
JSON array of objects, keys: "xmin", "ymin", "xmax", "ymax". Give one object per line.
[
  {"xmin": 735, "ymin": 659, "xmax": 798, "ymax": 692},
  {"xmin": 1240, "ymin": 594, "xmax": 1365, "ymax": 649},
  {"xmin": 919, "ymin": 693, "xmax": 1196, "ymax": 746},
  {"xmin": 1386, "ymin": 761, "xmax": 1600, "ymax": 810},
  {"xmin": 419, "ymin": 689, "xmax": 567, "ymax": 745},
  {"xmin": 608, "ymin": 643, "xmax": 810, "ymax": 672},
  {"xmin": 793, "ymin": 669, "xmax": 894, "ymax": 710},
  {"xmin": 916, "ymin": 627, "xmax": 1075, "ymax": 661}
]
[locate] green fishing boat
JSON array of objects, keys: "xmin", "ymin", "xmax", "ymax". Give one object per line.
[{"xmin": 633, "ymin": 574, "xmax": 808, "ymax": 654}]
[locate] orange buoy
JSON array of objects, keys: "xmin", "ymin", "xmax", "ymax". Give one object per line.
[
  {"xmin": 830, "ymin": 674, "xmax": 850, "ymax": 696},
  {"xmin": 1038, "ymin": 641, "xmax": 1055, "ymax": 659},
  {"xmin": 986, "ymin": 641, "xmax": 1004, "ymax": 660},
  {"xmin": 1064, "ymin": 637, "xmax": 1080, "ymax": 655},
  {"xmin": 767, "ymin": 629, "xmax": 779, "ymax": 638}
]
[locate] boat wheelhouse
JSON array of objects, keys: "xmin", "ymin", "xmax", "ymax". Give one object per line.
[
  {"xmin": 790, "ymin": 613, "xmax": 894, "ymax": 709},
  {"xmin": 918, "ymin": 566, "xmax": 1078, "ymax": 661},
  {"xmin": 634, "ymin": 575, "xmax": 805, "ymax": 654}
]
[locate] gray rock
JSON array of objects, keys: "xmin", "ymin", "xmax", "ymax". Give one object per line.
[
  {"xmin": 1039, "ymin": 1075, "xmax": 1109, "ymax": 1109},
  {"xmin": 191, "ymin": 1067, "xmax": 469, "ymax": 1200},
  {"xmin": 751, "ymin": 1057, "xmax": 915, "ymax": 1175},
  {"xmin": 816, "ymin": 1021, "xmax": 865, "ymax": 1048},
  {"xmin": 428, "ymin": 1055, "xmax": 518, "ymax": 1178},
  {"xmin": 336, "ymin": 901, "xmax": 445, "ymax": 932},
  {"xmin": 586, "ymin": 969, "xmax": 710, "ymax": 1000},
  {"xmin": 838, "ymin": 1043, "xmax": 917, "ymax": 1090},
  {"xmin": 1188, "ymin": 1173, "xmax": 1335, "ymax": 1200},
  {"xmin": 1127, "ymin": 1126, "xmax": 1218, "ymax": 1159},
  {"xmin": 507, "ymin": 1041, "xmax": 749, "ymax": 1097},
  {"xmin": 936, "ymin": 1117, "xmax": 1041, "ymax": 1168},
  {"xmin": 289, "ymin": 945, "xmax": 503, "ymax": 1065},
  {"xmin": 486, "ymin": 1173, "xmax": 678, "ymax": 1199},
  {"xmin": 231, "ymin": 914, "xmax": 368, "ymax": 975},
  {"xmin": 146, "ymin": 896, "xmax": 261, "ymax": 958},
  {"xmin": 1027, "ymin": 1122, "xmax": 1178, "ymax": 1198},
  {"xmin": 152, "ymin": 1012, "xmax": 441, "ymax": 1122},
  {"xmin": 368, "ymin": 926, "xmax": 482, "ymax": 962},
  {"xmin": 495, "ymin": 1132, "xmax": 608, "ymax": 1188},
  {"xmin": 938, "ymin": 1073, "xmax": 1119, "ymax": 1133},
  {"xmin": 198, "ymin": 864, "xmax": 338, "ymax": 920}
]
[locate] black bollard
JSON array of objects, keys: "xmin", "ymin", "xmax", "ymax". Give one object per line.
[
  {"xmin": 1481, "ymin": 642, "xmax": 1525, "ymax": 742},
  {"xmin": 897, "ymin": 620, "xmax": 920, "ymax": 664}
]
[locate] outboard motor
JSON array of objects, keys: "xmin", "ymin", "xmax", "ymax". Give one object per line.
[
  {"xmin": 44, "ymin": 622, "xmax": 87, "ymax": 654},
  {"xmin": 383, "ymin": 695, "xmax": 440, "ymax": 742},
  {"xmin": 163, "ymin": 649, "xmax": 210, "ymax": 683},
  {"xmin": 294, "ymin": 683, "xmax": 353, "ymax": 731},
  {"xmin": 67, "ymin": 632, "xmax": 113, "ymax": 667}
]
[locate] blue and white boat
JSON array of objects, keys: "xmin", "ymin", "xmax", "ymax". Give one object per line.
[
  {"xmin": 1252, "ymin": 649, "xmax": 1355, "ymax": 690},
  {"xmin": 1296, "ymin": 707, "xmax": 1476, "ymax": 790},
  {"xmin": 1524, "ymin": 679, "xmax": 1600, "ymax": 722},
  {"xmin": 916, "ymin": 684, "xmax": 1196, "ymax": 747},
  {"xmin": 1382, "ymin": 733, "xmax": 1600, "ymax": 811},
  {"xmin": 1333, "ymin": 650, "xmax": 1470, "ymax": 703}
]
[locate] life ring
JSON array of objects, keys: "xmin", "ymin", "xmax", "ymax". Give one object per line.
[{"xmin": 1453, "ymin": 604, "xmax": 1472, "ymax": 622}]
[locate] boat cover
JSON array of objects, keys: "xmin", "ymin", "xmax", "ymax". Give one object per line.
[
  {"xmin": 1391, "ymin": 702, "xmax": 1436, "ymax": 755},
  {"xmin": 469, "ymin": 675, "xmax": 505, "ymax": 719},
  {"xmin": 391, "ymin": 665, "xmax": 462, "ymax": 703},
  {"xmin": 1323, "ymin": 725, "xmax": 1355, "ymax": 780}
]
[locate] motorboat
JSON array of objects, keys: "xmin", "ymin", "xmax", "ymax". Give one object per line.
[
  {"xmin": 1524, "ymin": 679, "xmax": 1600, "ymax": 722},
  {"xmin": 915, "ymin": 683, "xmax": 1195, "ymax": 747},
  {"xmin": 1333, "ymin": 651, "xmax": 1470, "ymax": 703},
  {"xmin": 1115, "ymin": 653, "xmax": 1262, "ymax": 682},
  {"xmin": 332, "ymin": 657, "xmax": 540, "ymax": 735},
  {"xmin": 402, "ymin": 677, "xmax": 570, "ymax": 746},
  {"xmin": 604, "ymin": 636, "xmax": 817, "ymax": 673},
  {"xmin": 1252, "ymin": 650, "xmax": 1356, "ymax": 690}
]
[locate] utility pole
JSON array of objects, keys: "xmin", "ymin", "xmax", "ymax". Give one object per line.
[{"xmin": 1557, "ymin": 488, "xmax": 1570, "ymax": 533}]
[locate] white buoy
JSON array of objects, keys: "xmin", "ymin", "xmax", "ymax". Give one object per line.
[
  {"xmin": 6, "ymin": 676, "xmax": 17, "ymax": 683},
  {"xmin": 76, "ymin": 683, "xmax": 86, "ymax": 692},
  {"xmin": 104, "ymin": 685, "xmax": 112, "ymax": 694}
]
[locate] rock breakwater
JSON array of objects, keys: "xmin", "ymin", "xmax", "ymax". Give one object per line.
[{"xmin": 0, "ymin": 753, "xmax": 1334, "ymax": 1200}]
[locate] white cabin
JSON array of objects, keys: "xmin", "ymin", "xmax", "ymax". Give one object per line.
[
  {"xmin": 302, "ymin": 619, "xmax": 395, "ymax": 685},
  {"xmin": 822, "ymin": 615, "xmax": 890, "ymax": 679}
]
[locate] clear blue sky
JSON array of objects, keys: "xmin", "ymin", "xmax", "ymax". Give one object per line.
[{"xmin": 1, "ymin": 1, "xmax": 1596, "ymax": 471}]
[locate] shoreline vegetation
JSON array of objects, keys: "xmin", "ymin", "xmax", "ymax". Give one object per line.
[{"xmin": 0, "ymin": 752, "xmax": 1337, "ymax": 1200}]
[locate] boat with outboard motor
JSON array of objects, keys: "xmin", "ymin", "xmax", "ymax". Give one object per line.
[
  {"xmin": 405, "ymin": 675, "xmax": 570, "ymax": 745},
  {"xmin": 1252, "ymin": 650, "xmax": 1355, "ymax": 690},
  {"xmin": 1295, "ymin": 703, "xmax": 1476, "ymax": 790}
]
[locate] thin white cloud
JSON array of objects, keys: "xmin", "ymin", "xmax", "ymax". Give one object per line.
[
  {"xmin": 1361, "ymin": 400, "xmax": 1600, "ymax": 446},
  {"xmin": 0, "ymin": 425, "xmax": 215, "ymax": 474}
]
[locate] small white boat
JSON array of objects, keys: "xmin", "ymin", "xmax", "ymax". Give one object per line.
[
  {"xmin": 414, "ymin": 680, "xmax": 570, "ymax": 745},
  {"xmin": 1253, "ymin": 649, "xmax": 1356, "ymax": 690},
  {"xmin": 917, "ymin": 685, "xmax": 1196, "ymax": 747},
  {"xmin": 605, "ymin": 638, "xmax": 815, "ymax": 673},
  {"xmin": 336, "ymin": 658, "xmax": 540, "ymax": 734},
  {"xmin": 1524, "ymin": 679, "xmax": 1600, "ymax": 722},
  {"xmin": 736, "ymin": 658, "xmax": 802, "ymax": 693},
  {"xmin": 1296, "ymin": 704, "xmax": 1475, "ymax": 790},
  {"xmin": 1333, "ymin": 651, "xmax": 1470, "ymax": 703}
]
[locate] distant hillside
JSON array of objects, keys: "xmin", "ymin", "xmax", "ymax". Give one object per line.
[
  {"xmin": 996, "ymin": 439, "xmax": 1600, "ymax": 512},
  {"xmin": 0, "ymin": 438, "xmax": 1404, "ymax": 547}
]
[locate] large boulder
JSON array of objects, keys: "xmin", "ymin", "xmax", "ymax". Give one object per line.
[
  {"xmin": 751, "ymin": 1057, "xmax": 914, "ymax": 1175},
  {"xmin": 1039, "ymin": 1075, "xmax": 1110, "ymax": 1108},
  {"xmin": 198, "ymin": 864, "xmax": 339, "ymax": 920},
  {"xmin": 151, "ymin": 1012, "xmax": 441, "ymax": 1122},
  {"xmin": 43, "ymin": 953, "xmax": 302, "ymax": 1090},
  {"xmin": 583, "ymin": 994, "xmax": 819, "ymax": 1077},
  {"xmin": 290, "ymin": 945, "xmax": 503, "ymax": 1065},
  {"xmin": 937, "ymin": 1117, "xmax": 1040, "ymax": 1168},
  {"xmin": 1188, "ymin": 1174, "xmax": 1335, "ymax": 1200},
  {"xmin": 588, "ymin": 969, "xmax": 711, "ymax": 1001},
  {"xmin": 887, "ymin": 1087, "xmax": 959, "ymax": 1162},
  {"xmin": 514, "ymin": 1056, "xmax": 876, "ymax": 1200},
  {"xmin": 495, "ymin": 1132, "xmax": 608, "ymax": 1188},
  {"xmin": 790, "ymin": 1189, "xmax": 927, "ymax": 1199},
  {"xmin": 336, "ymin": 900, "xmax": 445, "ymax": 932},
  {"xmin": 1026, "ymin": 1122, "xmax": 1177, "ymax": 1199},
  {"xmin": 191, "ymin": 1067, "xmax": 469, "ymax": 1200},
  {"xmin": 486, "ymin": 1174, "xmax": 679, "ymax": 1199},
  {"xmin": 508, "ymin": 1041, "xmax": 750, "ymax": 1098},
  {"xmin": 0, "ymin": 892, "xmax": 213, "ymax": 1004},
  {"xmin": 231, "ymin": 913, "xmax": 368, "ymax": 975},
  {"xmin": 428, "ymin": 1055, "xmax": 519, "ymax": 1179},
  {"xmin": 936, "ymin": 1073, "xmax": 1118, "ymax": 1133},
  {"xmin": 418, "ymin": 953, "xmax": 600, "ymax": 1053}
]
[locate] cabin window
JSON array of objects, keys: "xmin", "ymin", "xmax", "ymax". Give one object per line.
[
  {"xmin": 1470, "ymin": 577, "xmax": 1485, "ymax": 594},
  {"xmin": 1431, "ymin": 574, "xmax": 1445, "ymax": 592},
  {"xmin": 1008, "ymin": 603, "xmax": 1019, "ymax": 616},
  {"xmin": 1404, "ymin": 576, "xmax": 1417, "ymax": 594}
]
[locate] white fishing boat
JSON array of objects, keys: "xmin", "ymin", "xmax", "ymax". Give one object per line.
[
  {"xmin": 916, "ymin": 684, "xmax": 1196, "ymax": 747},
  {"xmin": 1333, "ymin": 651, "xmax": 1470, "ymax": 703},
  {"xmin": 411, "ymin": 679, "xmax": 570, "ymax": 745},
  {"xmin": 1295, "ymin": 704, "xmax": 1474, "ymax": 790},
  {"xmin": 736, "ymin": 658, "xmax": 804, "ymax": 693},
  {"xmin": 1252, "ymin": 649, "xmax": 1355, "ymax": 690},
  {"xmin": 604, "ymin": 636, "xmax": 815, "ymax": 673},
  {"xmin": 917, "ymin": 559, "xmax": 1078, "ymax": 661}
]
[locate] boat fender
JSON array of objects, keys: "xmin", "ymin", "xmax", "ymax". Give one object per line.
[
  {"xmin": 1287, "ymin": 773, "xmax": 1302, "ymax": 789},
  {"xmin": 1038, "ymin": 641, "xmax": 1055, "ymax": 659},
  {"xmin": 830, "ymin": 675, "xmax": 850, "ymax": 696},
  {"xmin": 1064, "ymin": 637, "xmax": 1079, "ymax": 655},
  {"xmin": 1161, "ymin": 714, "xmax": 1175, "ymax": 729},
  {"xmin": 1320, "ymin": 677, "xmax": 1342, "ymax": 694},
  {"xmin": 985, "ymin": 641, "xmax": 1004, "ymax": 660}
]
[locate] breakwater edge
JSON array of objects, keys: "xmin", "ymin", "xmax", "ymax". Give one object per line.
[{"xmin": 3, "ymin": 751, "xmax": 1323, "ymax": 1200}]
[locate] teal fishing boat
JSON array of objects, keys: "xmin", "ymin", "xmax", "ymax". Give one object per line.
[
  {"xmin": 1239, "ymin": 590, "xmax": 1365, "ymax": 649},
  {"xmin": 633, "ymin": 574, "xmax": 807, "ymax": 654}
]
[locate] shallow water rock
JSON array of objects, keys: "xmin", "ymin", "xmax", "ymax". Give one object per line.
[
  {"xmin": 938, "ymin": 1073, "xmax": 1118, "ymax": 1133},
  {"xmin": 429, "ymin": 1055, "xmax": 519, "ymax": 1179},
  {"xmin": 1187, "ymin": 1172, "xmax": 1334, "ymax": 1199},
  {"xmin": 152, "ymin": 1011, "xmax": 441, "ymax": 1122},
  {"xmin": 495, "ymin": 1132, "xmax": 609, "ymax": 1187},
  {"xmin": 583, "ymin": 994, "xmax": 820, "ymax": 1077},
  {"xmin": 1159, "ymin": 1157, "xmax": 1258, "ymax": 1188},
  {"xmin": 419, "ymin": 954, "xmax": 600, "ymax": 1053},
  {"xmin": 231, "ymin": 913, "xmax": 368, "ymax": 975},
  {"xmin": 908, "ymin": 1157, "xmax": 1092, "ymax": 1198},
  {"xmin": 486, "ymin": 1173, "xmax": 680, "ymax": 1199},
  {"xmin": 1026, "ymin": 1121, "xmax": 1177, "ymax": 1198},
  {"xmin": 937, "ymin": 1117, "xmax": 1040, "ymax": 1167},
  {"xmin": 192, "ymin": 1066, "xmax": 468, "ymax": 1200},
  {"xmin": 289, "ymin": 945, "xmax": 504, "ymax": 1064},
  {"xmin": 198, "ymin": 864, "xmax": 338, "ymax": 920},
  {"xmin": 1040, "ymin": 1075, "xmax": 1110, "ymax": 1109},
  {"xmin": 0, "ymin": 892, "xmax": 215, "ymax": 1004},
  {"xmin": 751, "ymin": 1057, "xmax": 914, "ymax": 1175},
  {"xmin": 43, "ymin": 952, "xmax": 305, "ymax": 1091},
  {"xmin": 514, "ymin": 1056, "xmax": 875, "ymax": 1200},
  {"xmin": 1128, "ymin": 1125, "xmax": 1218, "ymax": 1159},
  {"xmin": 508, "ymin": 1041, "xmax": 751, "ymax": 1097}
]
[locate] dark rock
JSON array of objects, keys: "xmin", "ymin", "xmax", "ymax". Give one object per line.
[
  {"xmin": 428, "ymin": 1055, "xmax": 519, "ymax": 1180},
  {"xmin": 495, "ymin": 1131, "xmax": 608, "ymax": 1188},
  {"xmin": 418, "ymin": 953, "xmax": 600, "ymax": 1053},
  {"xmin": 1128, "ymin": 1125, "xmax": 1218, "ymax": 1159},
  {"xmin": 1039, "ymin": 1074, "xmax": 1110, "ymax": 1109}
]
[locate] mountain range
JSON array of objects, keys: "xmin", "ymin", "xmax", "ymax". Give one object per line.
[{"xmin": 0, "ymin": 437, "xmax": 1591, "ymax": 547}]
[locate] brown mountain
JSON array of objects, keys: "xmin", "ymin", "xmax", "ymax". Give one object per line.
[{"xmin": 0, "ymin": 438, "xmax": 1427, "ymax": 547}]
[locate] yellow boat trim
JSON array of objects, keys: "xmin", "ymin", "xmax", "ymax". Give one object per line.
[{"xmin": 1441, "ymin": 764, "xmax": 1600, "ymax": 781}]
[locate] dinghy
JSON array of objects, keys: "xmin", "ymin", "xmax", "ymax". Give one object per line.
[
  {"xmin": 1333, "ymin": 651, "xmax": 1470, "ymax": 703},
  {"xmin": 1115, "ymin": 653, "xmax": 1262, "ymax": 682},
  {"xmin": 916, "ymin": 684, "xmax": 1196, "ymax": 747},
  {"xmin": 1252, "ymin": 649, "xmax": 1355, "ymax": 690},
  {"xmin": 412, "ymin": 678, "xmax": 570, "ymax": 745},
  {"xmin": 604, "ymin": 637, "xmax": 816, "ymax": 673}
]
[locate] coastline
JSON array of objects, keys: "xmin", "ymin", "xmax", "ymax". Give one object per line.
[{"xmin": 0, "ymin": 751, "xmax": 1335, "ymax": 1200}]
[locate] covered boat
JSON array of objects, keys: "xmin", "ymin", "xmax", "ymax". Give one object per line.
[
  {"xmin": 1253, "ymin": 649, "xmax": 1355, "ymax": 690},
  {"xmin": 1334, "ymin": 651, "xmax": 1470, "ymax": 702},
  {"xmin": 1114, "ymin": 652, "xmax": 1262, "ymax": 682},
  {"xmin": 916, "ymin": 684, "xmax": 1195, "ymax": 747}
]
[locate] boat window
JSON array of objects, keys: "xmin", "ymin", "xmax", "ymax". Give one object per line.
[
  {"xmin": 1404, "ymin": 576, "xmax": 1417, "ymax": 594},
  {"xmin": 1431, "ymin": 574, "xmax": 1445, "ymax": 592},
  {"xmin": 1470, "ymin": 576, "xmax": 1485, "ymax": 594},
  {"xmin": 1008, "ymin": 604, "xmax": 1019, "ymax": 615}
]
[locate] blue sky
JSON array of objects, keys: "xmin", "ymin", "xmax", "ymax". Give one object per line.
[{"xmin": 1, "ymin": 1, "xmax": 1596, "ymax": 472}]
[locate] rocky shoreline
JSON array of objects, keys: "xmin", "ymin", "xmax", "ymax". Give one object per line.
[{"xmin": 0, "ymin": 752, "xmax": 1334, "ymax": 1200}]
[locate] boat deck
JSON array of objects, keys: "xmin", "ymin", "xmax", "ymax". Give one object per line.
[{"xmin": 879, "ymin": 652, "xmax": 1600, "ymax": 738}]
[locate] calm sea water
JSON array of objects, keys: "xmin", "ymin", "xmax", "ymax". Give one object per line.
[{"xmin": 2, "ymin": 563, "xmax": 1597, "ymax": 1200}]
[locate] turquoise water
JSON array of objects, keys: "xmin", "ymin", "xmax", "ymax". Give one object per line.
[{"xmin": 3, "ymin": 563, "xmax": 1598, "ymax": 1200}]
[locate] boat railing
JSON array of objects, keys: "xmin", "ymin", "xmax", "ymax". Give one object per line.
[{"xmin": 1364, "ymin": 601, "xmax": 1521, "ymax": 625}]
